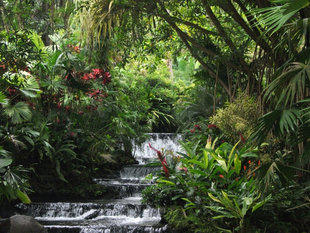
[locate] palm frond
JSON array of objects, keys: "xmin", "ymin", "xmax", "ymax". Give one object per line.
[
  {"xmin": 250, "ymin": 108, "xmax": 300, "ymax": 144},
  {"xmin": 4, "ymin": 102, "xmax": 32, "ymax": 124},
  {"xmin": 264, "ymin": 56, "xmax": 310, "ymax": 107},
  {"xmin": 254, "ymin": 0, "xmax": 310, "ymax": 34},
  {"xmin": 72, "ymin": 0, "xmax": 125, "ymax": 45}
]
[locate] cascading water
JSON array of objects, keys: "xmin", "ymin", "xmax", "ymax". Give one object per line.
[{"xmin": 15, "ymin": 133, "xmax": 182, "ymax": 233}]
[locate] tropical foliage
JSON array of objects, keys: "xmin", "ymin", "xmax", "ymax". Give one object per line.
[{"xmin": 0, "ymin": 0, "xmax": 310, "ymax": 232}]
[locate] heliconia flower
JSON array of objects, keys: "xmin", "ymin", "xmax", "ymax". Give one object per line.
[
  {"xmin": 207, "ymin": 124, "xmax": 217, "ymax": 129},
  {"xmin": 161, "ymin": 161, "xmax": 169, "ymax": 177},
  {"xmin": 219, "ymin": 174, "xmax": 224, "ymax": 178},
  {"xmin": 149, "ymin": 144, "xmax": 169, "ymax": 177}
]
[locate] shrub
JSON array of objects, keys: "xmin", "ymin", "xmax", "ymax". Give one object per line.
[{"xmin": 210, "ymin": 91, "xmax": 260, "ymax": 143}]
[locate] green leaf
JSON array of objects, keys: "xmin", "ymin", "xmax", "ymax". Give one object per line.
[
  {"xmin": 157, "ymin": 179, "xmax": 175, "ymax": 185},
  {"xmin": 0, "ymin": 158, "xmax": 13, "ymax": 169},
  {"xmin": 208, "ymin": 192, "xmax": 221, "ymax": 203},
  {"xmin": 4, "ymin": 102, "xmax": 32, "ymax": 124},
  {"xmin": 227, "ymin": 141, "xmax": 240, "ymax": 170},
  {"xmin": 252, "ymin": 195, "xmax": 272, "ymax": 212},
  {"xmin": 203, "ymin": 149, "xmax": 209, "ymax": 168},
  {"xmin": 234, "ymin": 155, "xmax": 241, "ymax": 175},
  {"xmin": 0, "ymin": 91, "xmax": 8, "ymax": 105},
  {"xmin": 55, "ymin": 160, "xmax": 68, "ymax": 183},
  {"xmin": 16, "ymin": 190, "xmax": 31, "ymax": 204}
]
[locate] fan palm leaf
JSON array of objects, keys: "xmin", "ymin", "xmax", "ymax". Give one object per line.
[
  {"xmin": 4, "ymin": 102, "xmax": 32, "ymax": 124},
  {"xmin": 250, "ymin": 108, "xmax": 300, "ymax": 144},
  {"xmin": 264, "ymin": 56, "xmax": 310, "ymax": 107},
  {"xmin": 255, "ymin": 0, "xmax": 310, "ymax": 35}
]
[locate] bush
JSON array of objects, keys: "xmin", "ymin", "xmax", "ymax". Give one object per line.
[{"xmin": 210, "ymin": 91, "xmax": 260, "ymax": 143}]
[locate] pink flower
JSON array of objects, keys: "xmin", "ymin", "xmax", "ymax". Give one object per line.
[{"xmin": 219, "ymin": 174, "xmax": 224, "ymax": 178}]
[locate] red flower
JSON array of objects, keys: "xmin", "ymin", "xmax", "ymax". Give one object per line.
[
  {"xmin": 207, "ymin": 124, "xmax": 217, "ymax": 129},
  {"xmin": 0, "ymin": 64, "xmax": 6, "ymax": 69},
  {"xmin": 89, "ymin": 73, "xmax": 96, "ymax": 79},
  {"xmin": 248, "ymin": 160, "xmax": 251, "ymax": 164},
  {"xmin": 8, "ymin": 88, "xmax": 16, "ymax": 94},
  {"xmin": 194, "ymin": 124, "xmax": 201, "ymax": 130},
  {"xmin": 243, "ymin": 165, "xmax": 247, "ymax": 171},
  {"xmin": 74, "ymin": 46, "xmax": 80, "ymax": 53},
  {"xmin": 149, "ymin": 143, "xmax": 169, "ymax": 177},
  {"xmin": 190, "ymin": 129, "xmax": 195, "ymax": 133},
  {"xmin": 82, "ymin": 74, "xmax": 89, "ymax": 80},
  {"xmin": 70, "ymin": 132, "xmax": 75, "ymax": 137},
  {"xmin": 258, "ymin": 160, "xmax": 261, "ymax": 166},
  {"xmin": 239, "ymin": 132, "xmax": 246, "ymax": 143},
  {"xmin": 65, "ymin": 106, "xmax": 70, "ymax": 111},
  {"xmin": 104, "ymin": 72, "xmax": 111, "ymax": 78},
  {"xmin": 92, "ymin": 68, "xmax": 102, "ymax": 76},
  {"xmin": 57, "ymin": 102, "xmax": 62, "ymax": 109},
  {"xmin": 219, "ymin": 174, "xmax": 224, "ymax": 178}
]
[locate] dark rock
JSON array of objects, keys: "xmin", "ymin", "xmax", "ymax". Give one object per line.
[{"xmin": 0, "ymin": 218, "xmax": 10, "ymax": 233}]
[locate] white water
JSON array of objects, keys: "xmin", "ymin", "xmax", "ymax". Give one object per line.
[
  {"xmin": 16, "ymin": 133, "xmax": 182, "ymax": 233},
  {"xmin": 133, "ymin": 133, "xmax": 183, "ymax": 164}
]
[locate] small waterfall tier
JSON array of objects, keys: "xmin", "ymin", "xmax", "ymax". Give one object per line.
[
  {"xmin": 15, "ymin": 133, "xmax": 182, "ymax": 232},
  {"xmin": 133, "ymin": 133, "xmax": 183, "ymax": 164}
]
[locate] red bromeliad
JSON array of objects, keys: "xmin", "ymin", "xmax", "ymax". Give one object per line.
[{"xmin": 149, "ymin": 143, "xmax": 169, "ymax": 177}]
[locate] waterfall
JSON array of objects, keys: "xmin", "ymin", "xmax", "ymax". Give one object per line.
[{"xmin": 16, "ymin": 133, "xmax": 182, "ymax": 233}]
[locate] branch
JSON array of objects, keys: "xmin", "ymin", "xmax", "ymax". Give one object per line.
[
  {"xmin": 219, "ymin": 0, "xmax": 272, "ymax": 53},
  {"xmin": 166, "ymin": 15, "xmax": 218, "ymax": 36}
]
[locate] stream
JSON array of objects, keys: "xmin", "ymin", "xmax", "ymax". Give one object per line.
[{"xmin": 15, "ymin": 133, "xmax": 183, "ymax": 233}]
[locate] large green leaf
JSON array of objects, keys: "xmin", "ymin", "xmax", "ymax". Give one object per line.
[
  {"xmin": 0, "ymin": 158, "xmax": 12, "ymax": 169},
  {"xmin": 16, "ymin": 190, "xmax": 31, "ymax": 204},
  {"xmin": 0, "ymin": 91, "xmax": 8, "ymax": 105},
  {"xmin": 255, "ymin": 0, "xmax": 310, "ymax": 34},
  {"xmin": 4, "ymin": 102, "xmax": 32, "ymax": 124}
]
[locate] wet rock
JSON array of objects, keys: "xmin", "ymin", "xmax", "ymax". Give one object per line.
[{"xmin": 0, "ymin": 215, "xmax": 46, "ymax": 233}]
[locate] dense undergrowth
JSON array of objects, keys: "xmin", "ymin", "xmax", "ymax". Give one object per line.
[{"xmin": 1, "ymin": 0, "xmax": 310, "ymax": 232}]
